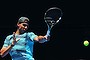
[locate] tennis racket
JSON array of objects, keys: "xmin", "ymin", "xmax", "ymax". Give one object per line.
[{"xmin": 44, "ymin": 7, "xmax": 63, "ymax": 37}]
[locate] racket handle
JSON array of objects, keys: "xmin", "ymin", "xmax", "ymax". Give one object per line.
[
  {"xmin": 39, "ymin": 29, "xmax": 50, "ymax": 43},
  {"xmin": 45, "ymin": 28, "xmax": 51, "ymax": 37},
  {"xmin": 39, "ymin": 27, "xmax": 51, "ymax": 43}
]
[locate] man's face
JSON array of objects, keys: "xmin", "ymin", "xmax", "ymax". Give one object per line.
[{"xmin": 17, "ymin": 22, "xmax": 29, "ymax": 32}]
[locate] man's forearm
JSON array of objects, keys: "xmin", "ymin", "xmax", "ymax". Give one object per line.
[{"xmin": 0, "ymin": 44, "xmax": 13, "ymax": 57}]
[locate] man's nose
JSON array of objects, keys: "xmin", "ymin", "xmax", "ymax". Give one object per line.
[{"xmin": 25, "ymin": 26, "xmax": 28, "ymax": 29}]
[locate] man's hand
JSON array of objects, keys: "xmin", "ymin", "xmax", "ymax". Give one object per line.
[
  {"xmin": 11, "ymin": 32, "xmax": 20, "ymax": 46},
  {"xmin": 38, "ymin": 35, "xmax": 50, "ymax": 43}
]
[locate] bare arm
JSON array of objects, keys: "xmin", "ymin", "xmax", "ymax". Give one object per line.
[
  {"xmin": 0, "ymin": 45, "xmax": 14, "ymax": 57},
  {"xmin": 34, "ymin": 35, "xmax": 50, "ymax": 43},
  {"xmin": 34, "ymin": 29, "xmax": 51, "ymax": 43}
]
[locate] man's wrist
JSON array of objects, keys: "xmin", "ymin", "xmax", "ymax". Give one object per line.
[{"xmin": 11, "ymin": 44, "xmax": 14, "ymax": 47}]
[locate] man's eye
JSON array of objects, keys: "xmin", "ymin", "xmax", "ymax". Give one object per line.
[{"xmin": 23, "ymin": 24, "xmax": 28, "ymax": 26}]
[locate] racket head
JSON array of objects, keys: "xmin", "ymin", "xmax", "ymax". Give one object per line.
[{"xmin": 44, "ymin": 7, "xmax": 63, "ymax": 28}]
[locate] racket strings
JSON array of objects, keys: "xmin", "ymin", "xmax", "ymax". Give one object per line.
[{"xmin": 44, "ymin": 7, "xmax": 63, "ymax": 29}]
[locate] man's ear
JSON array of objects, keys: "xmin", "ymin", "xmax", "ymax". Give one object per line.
[{"xmin": 17, "ymin": 23, "xmax": 20, "ymax": 27}]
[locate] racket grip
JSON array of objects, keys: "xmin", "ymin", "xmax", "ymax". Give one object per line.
[
  {"xmin": 45, "ymin": 29, "xmax": 51, "ymax": 37},
  {"xmin": 40, "ymin": 28, "xmax": 50, "ymax": 43}
]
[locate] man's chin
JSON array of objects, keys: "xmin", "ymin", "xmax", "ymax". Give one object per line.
[{"xmin": 21, "ymin": 30, "xmax": 27, "ymax": 33}]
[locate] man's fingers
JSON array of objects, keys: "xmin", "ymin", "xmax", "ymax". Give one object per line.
[
  {"xmin": 44, "ymin": 36, "xmax": 47, "ymax": 39},
  {"xmin": 16, "ymin": 38, "xmax": 20, "ymax": 42},
  {"xmin": 13, "ymin": 32, "xmax": 16, "ymax": 40},
  {"xmin": 13, "ymin": 32, "xmax": 15, "ymax": 37}
]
